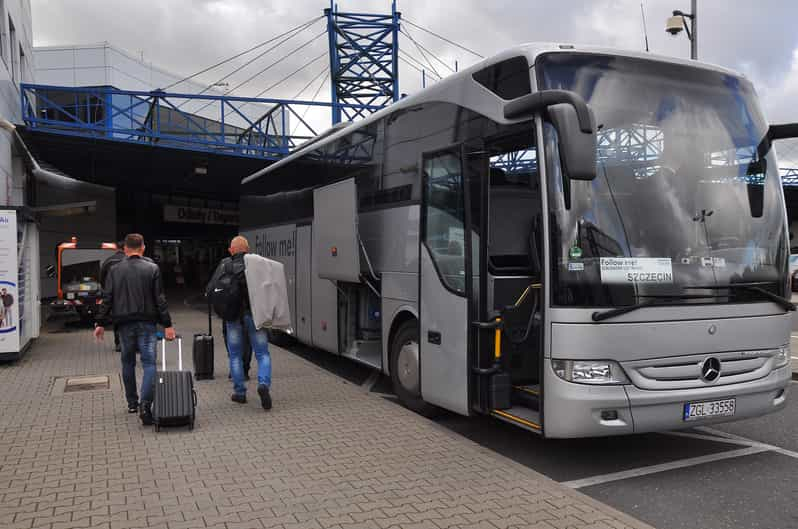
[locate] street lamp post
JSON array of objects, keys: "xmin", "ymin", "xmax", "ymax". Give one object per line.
[{"xmin": 665, "ymin": 0, "xmax": 697, "ymax": 60}]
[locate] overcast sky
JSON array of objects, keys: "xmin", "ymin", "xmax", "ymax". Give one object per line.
[{"xmin": 30, "ymin": 0, "xmax": 798, "ymax": 131}]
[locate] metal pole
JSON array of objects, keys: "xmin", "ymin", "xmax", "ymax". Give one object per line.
[{"xmin": 690, "ymin": 0, "xmax": 697, "ymax": 60}]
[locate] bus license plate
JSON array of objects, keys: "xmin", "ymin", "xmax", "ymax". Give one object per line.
[{"xmin": 683, "ymin": 398, "xmax": 736, "ymax": 421}]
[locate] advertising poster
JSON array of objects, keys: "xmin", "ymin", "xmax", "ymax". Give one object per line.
[{"xmin": 0, "ymin": 210, "xmax": 19, "ymax": 353}]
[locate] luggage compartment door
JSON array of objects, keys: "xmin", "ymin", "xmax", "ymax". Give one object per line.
[{"xmin": 313, "ymin": 178, "xmax": 360, "ymax": 283}]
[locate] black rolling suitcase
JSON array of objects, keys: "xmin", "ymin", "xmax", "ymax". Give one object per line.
[
  {"xmin": 193, "ymin": 302, "xmax": 214, "ymax": 380},
  {"xmin": 153, "ymin": 337, "xmax": 196, "ymax": 431}
]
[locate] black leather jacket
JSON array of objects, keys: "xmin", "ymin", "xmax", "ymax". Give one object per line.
[
  {"xmin": 100, "ymin": 250, "xmax": 126, "ymax": 288},
  {"xmin": 96, "ymin": 255, "xmax": 172, "ymax": 327}
]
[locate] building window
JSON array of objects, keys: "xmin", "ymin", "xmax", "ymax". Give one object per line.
[{"xmin": 8, "ymin": 15, "xmax": 15, "ymax": 83}]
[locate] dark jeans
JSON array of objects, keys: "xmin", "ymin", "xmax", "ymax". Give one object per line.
[
  {"xmin": 225, "ymin": 313, "xmax": 271, "ymax": 396},
  {"xmin": 223, "ymin": 324, "xmax": 251, "ymax": 374},
  {"xmin": 118, "ymin": 321, "xmax": 157, "ymax": 407}
]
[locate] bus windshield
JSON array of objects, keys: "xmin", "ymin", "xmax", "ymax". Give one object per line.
[{"xmin": 537, "ymin": 53, "xmax": 788, "ymax": 308}]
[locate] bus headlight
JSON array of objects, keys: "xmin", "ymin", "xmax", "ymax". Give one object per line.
[
  {"xmin": 552, "ymin": 359, "xmax": 630, "ymax": 385},
  {"xmin": 774, "ymin": 345, "xmax": 790, "ymax": 368}
]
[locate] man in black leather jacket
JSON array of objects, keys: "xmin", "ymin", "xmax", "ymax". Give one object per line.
[
  {"xmin": 100, "ymin": 243, "xmax": 125, "ymax": 351},
  {"xmin": 94, "ymin": 234, "xmax": 176, "ymax": 425}
]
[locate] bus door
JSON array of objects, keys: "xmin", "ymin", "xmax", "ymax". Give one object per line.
[
  {"xmin": 474, "ymin": 133, "xmax": 544, "ymax": 432},
  {"xmin": 418, "ymin": 146, "xmax": 475, "ymax": 415}
]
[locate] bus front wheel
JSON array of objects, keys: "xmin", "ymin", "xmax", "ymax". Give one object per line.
[{"xmin": 390, "ymin": 320, "xmax": 437, "ymax": 417}]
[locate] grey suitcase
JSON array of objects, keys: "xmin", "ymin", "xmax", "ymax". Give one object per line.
[{"xmin": 152, "ymin": 337, "xmax": 196, "ymax": 431}]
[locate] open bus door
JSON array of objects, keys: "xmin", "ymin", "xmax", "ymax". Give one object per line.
[
  {"xmin": 418, "ymin": 145, "xmax": 478, "ymax": 415},
  {"xmin": 464, "ymin": 132, "xmax": 545, "ymax": 433}
]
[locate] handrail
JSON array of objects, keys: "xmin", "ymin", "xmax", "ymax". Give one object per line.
[{"xmin": 19, "ymin": 83, "xmax": 382, "ymax": 160}]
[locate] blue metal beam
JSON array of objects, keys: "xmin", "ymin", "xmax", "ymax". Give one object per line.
[
  {"xmin": 20, "ymin": 83, "xmax": 380, "ymax": 160},
  {"xmin": 326, "ymin": 2, "xmax": 400, "ymax": 124}
]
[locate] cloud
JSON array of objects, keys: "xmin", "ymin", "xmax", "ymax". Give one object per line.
[{"xmin": 30, "ymin": 0, "xmax": 798, "ymax": 125}]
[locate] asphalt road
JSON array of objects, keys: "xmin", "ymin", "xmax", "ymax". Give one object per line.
[{"xmin": 281, "ymin": 341, "xmax": 798, "ymax": 529}]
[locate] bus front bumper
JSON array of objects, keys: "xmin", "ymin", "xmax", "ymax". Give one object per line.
[{"xmin": 543, "ymin": 363, "xmax": 790, "ymax": 438}]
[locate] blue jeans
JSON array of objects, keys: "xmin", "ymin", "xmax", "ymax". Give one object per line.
[
  {"xmin": 118, "ymin": 322, "xmax": 157, "ymax": 406},
  {"xmin": 225, "ymin": 312, "xmax": 271, "ymax": 395}
]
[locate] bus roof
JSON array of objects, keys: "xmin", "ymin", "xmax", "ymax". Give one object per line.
[{"xmin": 242, "ymin": 42, "xmax": 745, "ymax": 187}]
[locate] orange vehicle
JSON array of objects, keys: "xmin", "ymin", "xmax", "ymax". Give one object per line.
[{"xmin": 52, "ymin": 237, "xmax": 118, "ymax": 323}]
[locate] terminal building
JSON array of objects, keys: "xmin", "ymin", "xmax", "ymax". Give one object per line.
[
  {"xmin": 0, "ymin": 0, "xmax": 39, "ymax": 356},
  {"xmin": 27, "ymin": 42, "xmax": 286, "ymax": 297}
]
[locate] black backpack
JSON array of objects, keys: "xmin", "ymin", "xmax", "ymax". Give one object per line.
[{"xmin": 209, "ymin": 259, "xmax": 244, "ymax": 321}]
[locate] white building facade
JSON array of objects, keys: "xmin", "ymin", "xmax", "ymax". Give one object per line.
[
  {"xmin": 0, "ymin": 0, "xmax": 34, "ymax": 207},
  {"xmin": 0, "ymin": 0, "xmax": 38, "ymax": 358},
  {"xmin": 33, "ymin": 42, "xmax": 287, "ymax": 134}
]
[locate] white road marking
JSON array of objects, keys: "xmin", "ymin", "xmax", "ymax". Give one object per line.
[
  {"xmin": 564, "ymin": 425, "xmax": 798, "ymax": 489},
  {"xmin": 696, "ymin": 426, "xmax": 798, "ymax": 461},
  {"xmin": 562, "ymin": 446, "xmax": 770, "ymax": 489}
]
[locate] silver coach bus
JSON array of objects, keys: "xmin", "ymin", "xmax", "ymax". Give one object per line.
[{"xmin": 241, "ymin": 44, "xmax": 797, "ymax": 438}]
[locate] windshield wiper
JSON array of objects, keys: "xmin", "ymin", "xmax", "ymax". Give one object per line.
[
  {"xmin": 684, "ymin": 283, "xmax": 796, "ymax": 312},
  {"xmin": 591, "ymin": 294, "xmax": 717, "ymax": 322}
]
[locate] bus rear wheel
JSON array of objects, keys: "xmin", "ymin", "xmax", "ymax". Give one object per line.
[{"xmin": 390, "ymin": 320, "xmax": 437, "ymax": 417}]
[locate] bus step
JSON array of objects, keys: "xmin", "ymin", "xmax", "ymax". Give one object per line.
[
  {"xmin": 511, "ymin": 385, "xmax": 540, "ymax": 410},
  {"xmin": 491, "ymin": 406, "xmax": 541, "ymax": 433}
]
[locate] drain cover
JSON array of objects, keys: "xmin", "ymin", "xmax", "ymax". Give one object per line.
[{"xmin": 63, "ymin": 375, "xmax": 110, "ymax": 392}]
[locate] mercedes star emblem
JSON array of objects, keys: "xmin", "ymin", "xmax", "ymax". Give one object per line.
[{"xmin": 701, "ymin": 357, "xmax": 721, "ymax": 382}]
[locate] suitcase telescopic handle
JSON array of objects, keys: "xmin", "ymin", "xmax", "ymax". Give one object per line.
[{"xmin": 160, "ymin": 335, "xmax": 184, "ymax": 371}]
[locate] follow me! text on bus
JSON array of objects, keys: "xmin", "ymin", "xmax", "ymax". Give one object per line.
[{"xmin": 240, "ymin": 44, "xmax": 798, "ymax": 438}]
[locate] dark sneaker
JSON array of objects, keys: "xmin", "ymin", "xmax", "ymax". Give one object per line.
[
  {"xmin": 140, "ymin": 403, "xmax": 154, "ymax": 426},
  {"xmin": 231, "ymin": 393, "xmax": 247, "ymax": 404},
  {"xmin": 127, "ymin": 403, "xmax": 139, "ymax": 414},
  {"xmin": 257, "ymin": 385, "xmax": 272, "ymax": 410}
]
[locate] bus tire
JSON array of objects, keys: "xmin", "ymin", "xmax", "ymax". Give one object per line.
[
  {"xmin": 390, "ymin": 320, "xmax": 437, "ymax": 417},
  {"xmin": 267, "ymin": 329, "xmax": 293, "ymax": 347}
]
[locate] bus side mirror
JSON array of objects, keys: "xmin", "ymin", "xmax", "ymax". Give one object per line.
[
  {"xmin": 45, "ymin": 264, "xmax": 56, "ymax": 278},
  {"xmin": 769, "ymin": 123, "xmax": 798, "ymax": 140},
  {"xmin": 504, "ymin": 89, "xmax": 597, "ymax": 181},
  {"xmin": 548, "ymin": 103, "xmax": 597, "ymax": 181}
]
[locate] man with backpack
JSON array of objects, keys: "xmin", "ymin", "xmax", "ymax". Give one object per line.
[{"xmin": 206, "ymin": 235, "xmax": 272, "ymax": 410}]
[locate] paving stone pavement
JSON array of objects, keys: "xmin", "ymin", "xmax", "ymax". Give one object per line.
[{"xmin": 0, "ymin": 303, "xmax": 656, "ymax": 529}]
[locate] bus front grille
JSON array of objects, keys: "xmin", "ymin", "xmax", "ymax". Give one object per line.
[{"xmin": 621, "ymin": 349, "xmax": 781, "ymax": 390}]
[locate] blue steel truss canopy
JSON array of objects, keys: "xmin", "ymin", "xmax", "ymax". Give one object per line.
[
  {"xmin": 326, "ymin": 2, "xmax": 400, "ymax": 123},
  {"xmin": 21, "ymin": 83, "xmax": 381, "ymax": 160}
]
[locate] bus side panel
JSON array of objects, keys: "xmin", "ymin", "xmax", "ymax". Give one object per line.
[
  {"xmin": 311, "ymin": 223, "xmax": 339, "ymax": 354},
  {"xmin": 244, "ymin": 224, "xmax": 297, "ymax": 331},
  {"xmin": 295, "ymin": 225, "xmax": 313, "ymax": 345},
  {"xmin": 358, "ymin": 206, "xmax": 420, "ymax": 274},
  {"xmin": 381, "ymin": 274, "xmax": 418, "ymax": 373}
]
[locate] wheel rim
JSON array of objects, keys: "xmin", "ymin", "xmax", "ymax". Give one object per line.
[{"xmin": 397, "ymin": 339, "xmax": 420, "ymax": 395}]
